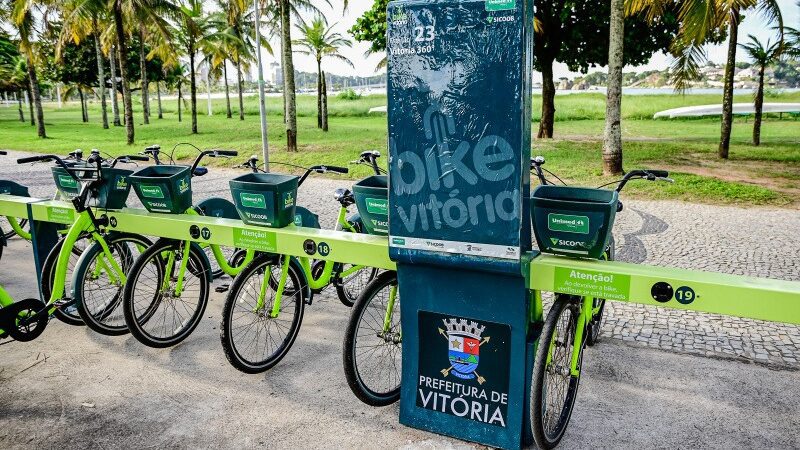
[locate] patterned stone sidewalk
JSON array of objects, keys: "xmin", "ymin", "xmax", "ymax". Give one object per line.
[{"xmin": 597, "ymin": 200, "xmax": 800, "ymax": 368}]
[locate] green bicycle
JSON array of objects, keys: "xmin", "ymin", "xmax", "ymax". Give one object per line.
[
  {"xmin": 121, "ymin": 148, "xmax": 255, "ymax": 348},
  {"xmin": 219, "ymin": 157, "xmax": 384, "ymax": 374},
  {"xmin": 1, "ymin": 152, "xmax": 152, "ymax": 341}
]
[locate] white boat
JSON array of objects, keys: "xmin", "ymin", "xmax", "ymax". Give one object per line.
[{"xmin": 653, "ymin": 103, "xmax": 800, "ymax": 118}]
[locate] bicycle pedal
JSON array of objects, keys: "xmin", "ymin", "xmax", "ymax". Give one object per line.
[
  {"xmin": 54, "ymin": 298, "xmax": 75, "ymax": 309},
  {"xmin": 215, "ymin": 284, "xmax": 230, "ymax": 293}
]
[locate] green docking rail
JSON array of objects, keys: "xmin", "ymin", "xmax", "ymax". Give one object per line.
[{"xmin": 2, "ymin": 194, "xmax": 799, "ymax": 326}]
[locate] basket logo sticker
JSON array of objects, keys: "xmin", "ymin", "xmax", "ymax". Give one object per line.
[
  {"xmin": 58, "ymin": 175, "xmax": 78, "ymax": 189},
  {"xmin": 485, "ymin": 0, "xmax": 515, "ymax": 11},
  {"xmin": 418, "ymin": 312, "xmax": 511, "ymax": 427},
  {"xmin": 282, "ymin": 191, "xmax": 295, "ymax": 209},
  {"xmin": 365, "ymin": 198, "xmax": 388, "ymax": 215},
  {"xmin": 140, "ymin": 185, "xmax": 165, "ymax": 199},
  {"xmin": 178, "ymin": 178, "xmax": 190, "ymax": 194},
  {"xmin": 114, "ymin": 176, "xmax": 128, "ymax": 191},
  {"xmin": 553, "ymin": 267, "xmax": 631, "ymax": 301},
  {"xmin": 240, "ymin": 192, "xmax": 266, "ymax": 209},
  {"xmin": 547, "ymin": 214, "xmax": 589, "ymax": 234},
  {"xmin": 294, "ymin": 214, "xmax": 303, "ymax": 226}
]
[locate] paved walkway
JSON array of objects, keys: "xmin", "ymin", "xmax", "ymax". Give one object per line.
[{"xmin": 3, "ymin": 153, "xmax": 800, "ymax": 367}]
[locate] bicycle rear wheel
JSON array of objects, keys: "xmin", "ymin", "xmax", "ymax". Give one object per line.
[
  {"xmin": 220, "ymin": 253, "xmax": 305, "ymax": 373},
  {"xmin": 123, "ymin": 239, "xmax": 210, "ymax": 348},
  {"xmin": 342, "ymin": 271, "xmax": 402, "ymax": 406},
  {"xmin": 335, "ymin": 265, "xmax": 378, "ymax": 307},
  {"xmin": 531, "ymin": 295, "xmax": 584, "ymax": 449},
  {"xmin": 74, "ymin": 233, "xmax": 152, "ymax": 336}
]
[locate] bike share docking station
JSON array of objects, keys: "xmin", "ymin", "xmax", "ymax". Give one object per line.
[
  {"xmin": 386, "ymin": 0, "xmax": 535, "ymax": 447},
  {"xmin": 1, "ymin": 0, "xmax": 800, "ymax": 444}
]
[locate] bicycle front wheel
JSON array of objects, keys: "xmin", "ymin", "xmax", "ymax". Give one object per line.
[
  {"xmin": 531, "ymin": 295, "xmax": 584, "ymax": 449},
  {"xmin": 335, "ymin": 265, "xmax": 379, "ymax": 307},
  {"xmin": 342, "ymin": 271, "xmax": 402, "ymax": 406},
  {"xmin": 220, "ymin": 253, "xmax": 305, "ymax": 373},
  {"xmin": 74, "ymin": 233, "xmax": 152, "ymax": 336},
  {"xmin": 123, "ymin": 239, "xmax": 210, "ymax": 348},
  {"xmin": 41, "ymin": 234, "xmax": 91, "ymax": 326}
]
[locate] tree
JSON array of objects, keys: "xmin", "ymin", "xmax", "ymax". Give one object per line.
[
  {"xmin": 4, "ymin": 0, "xmax": 47, "ymax": 138},
  {"xmin": 41, "ymin": 25, "xmax": 100, "ymax": 123},
  {"xmin": 534, "ymin": 1, "xmax": 680, "ymax": 139},
  {"xmin": 603, "ymin": 0, "xmax": 626, "ymax": 175},
  {"xmin": 272, "ymin": 0, "xmax": 328, "ymax": 151},
  {"xmin": 0, "ymin": 32, "xmax": 28, "ymax": 123},
  {"xmin": 59, "ymin": 0, "xmax": 113, "ymax": 129},
  {"xmin": 113, "ymin": 0, "xmax": 135, "ymax": 143},
  {"xmin": 627, "ymin": 0, "xmax": 784, "ymax": 159},
  {"xmin": 176, "ymin": 0, "xmax": 212, "ymax": 135},
  {"xmin": 294, "ymin": 17, "xmax": 353, "ymax": 131},
  {"xmin": 739, "ymin": 35, "xmax": 782, "ymax": 146},
  {"xmin": 349, "ymin": 0, "xmax": 387, "ymax": 70}
]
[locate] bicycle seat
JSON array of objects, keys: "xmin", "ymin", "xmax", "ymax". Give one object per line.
[{"xmin": 193, "ymin": 166, "xmax": 208, "ymax": 177}]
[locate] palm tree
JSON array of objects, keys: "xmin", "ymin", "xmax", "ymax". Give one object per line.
[
  {"xmin": 627, "ymin": 0, "xmax": 784, "ymax": 159},
  {"xmin": 603, "ymin": 0, "xmax": 625, "ymax": 175},
  {"xmin": 294, "ymin": 17, "xmax": 353, "ymax": 132},
  {"xmin": 201, "ymin": 11, "xmax": 242, "ymax": 119},
  {"xmin": 177, "ymin": 0, "xmax": 218, "ymax": 134},
  {"xmin": 270, "ymin": 0, "xmax": 328, "ymax": 151},
  {"xmin": 4, "ymin": 0, "xmax": 47, "ymax": 138},
  {"xmin": 59, "ymin": 0, "xmax": 112, "ymax": 129},
  {"xmin": 739, "ymin": 35, "xmax": 782, "ymax": 146}
]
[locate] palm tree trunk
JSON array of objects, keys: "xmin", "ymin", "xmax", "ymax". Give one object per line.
[
  {"xmin": 139, "ymin": 25, "xmax": 150, "ymax": 124},
  {"xmin": 178, "ymin": 81, "xmax": 183, "ymax": 122},
  {"xmin": 109, "ymin": 45, "xmax": 121, "ymax": 126},
  {"xmin": 317, "ymin": 59, "xmax": 322, "ymax": 129},
  {"xmin": 538, "ymin": 56, "xmax": 556, "ymax": 139},
  {"xmin": 156, "ymin": 81, "xmax": 163, "ymax": 119},
  {"xmin": 189, "ymin": 41, "xmax": 198, "ymax": 134},
  {"xmin": 25, "ymin": 84, "xmax": 34, "ymax": 126},
  {"xmin": 79, "ymin": 89, "xmax": 87, "ymax": 122},
  {"xmin": 280, "ymin": 0, "xmax": 298, "ymax": 151},
  {"xmin": 224, "ymin": 61, "xmax": 232, "ymax": 119},
  {"xmin": 719, "ymin": 10, "xmax": 740, "ymax": 159},
  {"xmin": 17, "ymin": 90, "xmax": 24, "ymax": 122},
  {"xmin": 753, "ymin": 66, "xmax": 765, "ymax": 146},
  {"xmin": 281, "ymin": 41, "xmax": 287, "ymax": 123},
  {"xmin": 602, "ymin": 0, "xmax": 624, "ymax": 175},
  {"xmin": 93, "ymin": 19, "xmax": 109, "ymax": 130},
  {"xmin": 26, "ymin": 54, "xmax": 46, "ymax": 138},
  {"xmin": 322, "ymin": 70, "xmax": 328, "ymax": 132},
  {"xmin": 237, "ymin": 60, "xmax": 244, "ymax": 120},
  {"xmin": 114, "ymin": 0, "xmax": 135, "ymax": 144}
]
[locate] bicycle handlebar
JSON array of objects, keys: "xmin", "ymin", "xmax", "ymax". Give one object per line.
[
  {"xmin": 320, "ymin": 165, "xmax": 349, "ymax": 174},
  {"xmin": 0, "ymin": 151, "xmax": 6, "ymax": 156},
  {"xmin": 125, "ymin": 155, "xmax": 150, "ymax": 162}
]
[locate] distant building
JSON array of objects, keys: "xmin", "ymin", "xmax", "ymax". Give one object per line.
[{"xmin": 270, "ymin": 62, "xmax": 282, "ymax": 85}]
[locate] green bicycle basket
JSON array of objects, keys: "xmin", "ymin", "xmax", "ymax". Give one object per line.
[
  {"xmin": 229, "ymin": 173, "xmax": 299, "ymax": 228},
  {"xmin": 129, "ymin": 165, "xmax": 193, "ymax": 214},
  {"xmin": 530, "ymin": 185, "xmax": 618, "ymax": 259},
  {"xmin": 51, "ymin": 165, "xmax": 133, "ymax": 210},
  {"xmin": 352, "ymin": 175, "xmax": 388, "ymax": 236}
]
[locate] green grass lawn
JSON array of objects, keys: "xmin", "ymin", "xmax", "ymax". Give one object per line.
[{"xmin": 1, "ymin": 92, "xmax": 798, "ymax": 206}]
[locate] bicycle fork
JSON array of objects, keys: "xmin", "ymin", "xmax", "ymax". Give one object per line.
[{"xmin": 254, "ymin": 255, "xmax": 291, "ymax": 319}]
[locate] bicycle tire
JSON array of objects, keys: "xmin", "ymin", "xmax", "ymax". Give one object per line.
[
  {"xmin": 2, "ymin": 218, "xmax": 27, "ymax": 240},
  {"xmin": 531, "ymin": 295, "xmax": 584, "ymax": 449},
  {"xmin": 220, "ymin": 253, "xmax": 305, "ymax": 373},
  {"xmin": 123, "ymin": 238, "xmax": 209, "ymax": 348},
  {"xmin": 41, "ymin": 235, "xmax": 90, "ymax": 326},
  {"xmin": 342, "ymin": 271, "xmax": 402, "ymax": 406},
  {"xmin": 74, "ymin": 233, "xmax": 153, "ymax": 336},
  {"xmin": 334, "ymin": 219, "xmax": 378, "ymax": 307},
  {"xmin": 587, "ymin": 234, "xmax": 614, "ymax": 346}
]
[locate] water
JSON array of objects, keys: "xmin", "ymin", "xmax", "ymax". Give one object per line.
[{"xmin": 553, "ymin": 87, "xmax": 800, "ymax": 96}]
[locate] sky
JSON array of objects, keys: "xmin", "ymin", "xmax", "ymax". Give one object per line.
[{"xmin": 263, "ymin": 0, "xmax": 800, "ymax": 81}]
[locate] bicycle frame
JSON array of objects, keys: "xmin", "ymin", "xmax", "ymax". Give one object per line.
[
  {"xmin": 4, "ymin": 216, "xmax": 31, "ymax": 240},
  {"xmin": 184, "ymin": 208, "xmax": 255, "ymax": 277},
  {"xmin": 255, "ymin": 205, "xmax": 369, "ymax": 318},
  {"xmin": 48, "ymin": 211, "xmax": 127, "ymax": 311}
]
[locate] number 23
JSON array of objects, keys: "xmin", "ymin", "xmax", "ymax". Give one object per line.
[{"xmin": 414, "ymin": 25, "xmax": 435, "ymax": 42}]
